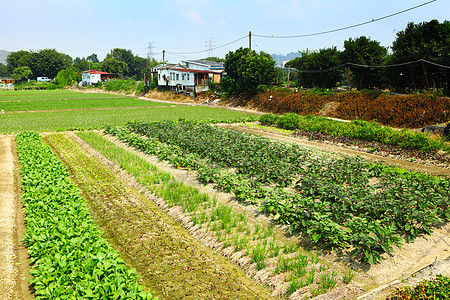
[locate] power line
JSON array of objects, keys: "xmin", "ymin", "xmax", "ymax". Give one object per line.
[
  {"xmin": 253, "ymin": 0, "xmax": 438, "ymax": 39},
  {"xmin": 168, "ymin": 35, "xmax": 248, "ymax": 55},
  {"xmin": 293, "ymin": 58, "xmax": 450, "ymax": 73}
]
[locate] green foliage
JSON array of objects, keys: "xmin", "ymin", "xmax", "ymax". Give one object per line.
[
  {"xmin": 0, "ymin": 62, "xmax": 9, "ymax": 76},
  {"xmin": 259, "ymin": 113, "xmax": 280, "ymax": 126},
  {"xmin": 268, "ymin": 113, "xmax": 448, "ymax": 153},
  {"xmin": 55, "ymin": 68, "xmax": 81, "ymax": 87},
  {"xmin": 15, "ymin": 132, "xmax": 154, "ymax": 299},
  {"xmin": 104, "ymin": 79, "xmax": 137, "ymax": 93},
  {"xmin": 340, "ymin": 36, "xmax": 388, "ymax": 89},
  {"xmin": 107, "ymin": 120, "xmax": 450, "ymax": 265},
  {"xmin": 386, "ymin": 275, "xmax": 450, "ymax": 299},
  {"xmin": 222, "ymin": 47, "xmax": 278, "ymax": 95},
  {"xmin": 11, "ymin": 66, "xmax": 33, "ymax": 82},
  {"xmin": 385, "ymin": 19, "xmax": 450, "ymax": 94},
  {"xmin": 287, "ymin": 47, "xmax": 341, "ymax": 88},
  {"xmin": 101, "ymin": 58, "xmax": 129, "ymax": 76}
]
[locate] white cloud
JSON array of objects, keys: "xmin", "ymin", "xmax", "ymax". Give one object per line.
[{"xmin": 185, "ymin": 11, "xmax": 206, "ymax": 26}]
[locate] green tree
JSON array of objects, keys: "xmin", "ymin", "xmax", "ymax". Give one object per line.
[
  {"xmin": 286, "ymin": 47, "xmax": 341, "ymax": 88},
  {"xmin": 73, "ymin": 57, "xmax": 90, "ymax": 72},
  {"xmin": 86, "ymin": 53, "xmax": 100, "ymax": 63},
  {"xmin": 340, "ymin": 36, "xmax": 388, "ymax": 89},
  {"xmin": 0, "ymin": 63, "xmax": 9, "ymax": 76},
  {"xmin": 385, "ymin": 19, "xmax": 450, "ymax": 94},
  {"xmin": 6, "ymin": 50, "xmax": 31, "ymax": 73},
  {"xmin": 28, "ymin": 49, "xmax": 72, "ymax": 78},
  {"xmin": 55, "ymin": 68, "xmax": 81, "ymax": 87},
  {"xmin": 11, "ymin": 66, "xmax": 33, "ymax": 82},
  {"xmin": 101, "ymin": 58, "xmax": 128, "ymax": 75},
  {"xmin": 222, "ymin": 47, "xmax": 278, "ymax": 94}
]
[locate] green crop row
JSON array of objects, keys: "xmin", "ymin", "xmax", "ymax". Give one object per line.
[
  {"xmin": 106, "ymin": 121, "xmax": 450, "ymax": 264},
  {"xmin": 260, "ymin": 113, "xmax": 450, "ymax": 153},
  {"xmin": 16, "ymin": 132, "xmax": 154, "ymax": 299}
]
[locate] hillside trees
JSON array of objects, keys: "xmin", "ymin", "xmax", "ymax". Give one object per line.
[{"xmin": 222, "ymin": 47, "xmax": 279, "ymax": 95}]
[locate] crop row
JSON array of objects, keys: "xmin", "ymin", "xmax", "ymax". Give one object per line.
[
  {"xmin": 259, "ymin": 113, "xmax": 450, "ymax": 154},
  {"xmin": 106, "ymin": 121, "xmax": 450, "ymax": 264},
  {"xmin": 16, "ymin": 132, "xmax": 154, "ymax": 299}
]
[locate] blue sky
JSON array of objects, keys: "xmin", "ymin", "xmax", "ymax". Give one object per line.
[{"xmin": 1, "ymin": 0, "xmax": 447, "ymax": 62}]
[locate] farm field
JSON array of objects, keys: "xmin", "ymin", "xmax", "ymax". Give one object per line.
[
  {"xmin": 0, "ymin": 90, "xmax": 256, "ymax": 133},
  {"xmin": 1, "ymin": 89, "xmax": 449, "ymax": 299}
]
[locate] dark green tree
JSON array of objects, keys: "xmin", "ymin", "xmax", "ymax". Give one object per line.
[
  {"xmin": 55, "ymin": 68, "xmax": 81, "ymax": 86},
  {"xmin": 101, "ymin": 58, "xmax": 128, "ymax": 75},
  {"xmin": 0, "ymin": 63, "xmax": 8, "ymax": 76},
  {"xmin": 6, "ymin": 50, "xmax": 31, "ymax": 73},
  {"xmin": 340, "ymin": 36, "xmax": 388, "ymax": 89},
  {"xmin": 286, "ymin": 47, "xmax": 341, "ymax": 88},
  {"xmin": 385, "ymin": 19, "xmax": 450, "ymax": 93},
  {"xmin": 73, "ymin": 57, "xmax": 90, "ymax": 72},
  {"xmin": 222, "ymin": 47, "xmax": 278, "ymax": 94},
  {"xmin": 28, "ymin": 49, "xmax": 72, "ymax": 78},
  {"xmin": 11, "ymin": 66, "xmax": 33, "ymax": 82},
  {"xmin": 86, "ymin": 53, "xmax": 100, "ymax": 63}
]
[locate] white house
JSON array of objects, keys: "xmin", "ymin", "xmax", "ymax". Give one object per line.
[
  {"xmin": 81, "ymin": 70, "xmax": 110, "ymax": 86},
  {"xmin": 155, "ymin": 60, "xmax": 224, "ymax": 95}
]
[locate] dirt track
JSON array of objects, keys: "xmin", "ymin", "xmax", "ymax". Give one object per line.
[{"xmin": 0, "ymin": 136, "xmax": 32, "ymax": 300}]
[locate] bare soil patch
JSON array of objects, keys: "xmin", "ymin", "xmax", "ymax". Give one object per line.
[{"xmin": 0, "ymin": 136, "xmax": 33, "ymax": 300}]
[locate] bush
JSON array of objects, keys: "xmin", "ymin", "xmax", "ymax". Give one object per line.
[
  {"xmin": 276, "ymin": 113, "xmax": 301, "ymax": 130},
  {"xmin": 104, "ymin": 79, "xmax": 138, "ymax": 94},
  {"xmin": 259, "ymin": 113, "xmax": 280, "ymax": 126},
  {"xmin": 386, "ymin": 275, "xmax": 450, "ymax": 300}
]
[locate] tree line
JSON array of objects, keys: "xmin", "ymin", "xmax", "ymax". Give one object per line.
[
  {"xmin": 0, "ymin": 48, "xmax": 158, "ymax": 83},
  {"xmin": 286, "ymin": 19, "xmax": 450, "ymax": 94}
]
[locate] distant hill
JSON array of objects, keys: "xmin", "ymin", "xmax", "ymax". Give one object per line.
[
  {"xmin": 271, "ymin": 52, "xmax": 302, "ymax": 67},
  {"xmin": 0, "ymin": 50, "xmax": 9, "ymax": 65}
]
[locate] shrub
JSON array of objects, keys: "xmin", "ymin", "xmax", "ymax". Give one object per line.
[{"xmin": 259, "ymin": 113, "xmax": 280, "ymax": 126}]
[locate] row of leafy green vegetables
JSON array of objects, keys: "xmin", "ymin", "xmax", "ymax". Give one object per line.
[
  {"xmin": 106, "ymin": 120, "xmax": 450, "ymax": 264},
  {"xmin": 16, "ymin": 132, "xmax": 155, "ymax": 299}
]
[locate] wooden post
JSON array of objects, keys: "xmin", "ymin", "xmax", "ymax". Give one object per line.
[{"xmin": 421, "ymin": 59, "xmax": 430, "ymax": 89}]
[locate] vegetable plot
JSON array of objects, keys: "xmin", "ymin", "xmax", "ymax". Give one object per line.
[
  {"xmin": 16, "ymin": 132, "xmax": 154, "ymax": 299},
  {"xmin": 106, "ymin": 120, "xmax": 450, "ymax": 264}
]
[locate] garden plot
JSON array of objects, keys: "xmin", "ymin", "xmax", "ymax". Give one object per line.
[
  {"xmin": 44, "ymin": 132, "xmax": 271, "ymax": 299},
  {"xmin": 100, "ymin": 120, "xmax": 449, "ymax": 298}
]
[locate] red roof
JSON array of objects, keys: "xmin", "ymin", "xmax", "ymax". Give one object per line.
[{"xmin": 83, "ymin": 70, "xmax": 109, "ymax": 75}]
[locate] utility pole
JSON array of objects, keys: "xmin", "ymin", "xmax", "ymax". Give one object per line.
[
  {"xmin": 421, "ymin": 59, "xmax": 430, "ymax": 89},
  {"xmin": 162, "ymin": 50, "xmax": 165, "ymax": 65},
  {"xmin": 147, "ymin": 42, "xmax": 155, "ymax": 61},
  {"xmin": 249, "ymin": 31, "xmax": 252, "ymax": 51}
]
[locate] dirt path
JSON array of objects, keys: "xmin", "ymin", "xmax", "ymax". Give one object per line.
[
  {"xmin": 0, "ymin": 136, "xmax": 32, "ymax": 300},
  {"xmin": 221, "ymin": 124, "xmax": 450, "ymax": 177}
]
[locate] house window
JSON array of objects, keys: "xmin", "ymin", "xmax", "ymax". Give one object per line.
[
  {"xmin": 176, "ymin": 74, "xmax": 179, "ymax": 80},
  {"xmin": 187, "ymin": 74, "xmax": 190, "ymax": 80}
]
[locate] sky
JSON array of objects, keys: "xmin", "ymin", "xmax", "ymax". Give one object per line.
[{"xmin": 1, "ymin": 0, "xmax": 448, "ymax": 63}]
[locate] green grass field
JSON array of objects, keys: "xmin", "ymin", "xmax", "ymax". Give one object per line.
[{"xmin": 0, "ymin": 90, "xmax": 253, "ymax": 133}]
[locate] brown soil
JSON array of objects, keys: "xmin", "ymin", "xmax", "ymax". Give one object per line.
[{"xmin": 0, "ymin": 135, "xmax": 33, "ymax": 300}]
